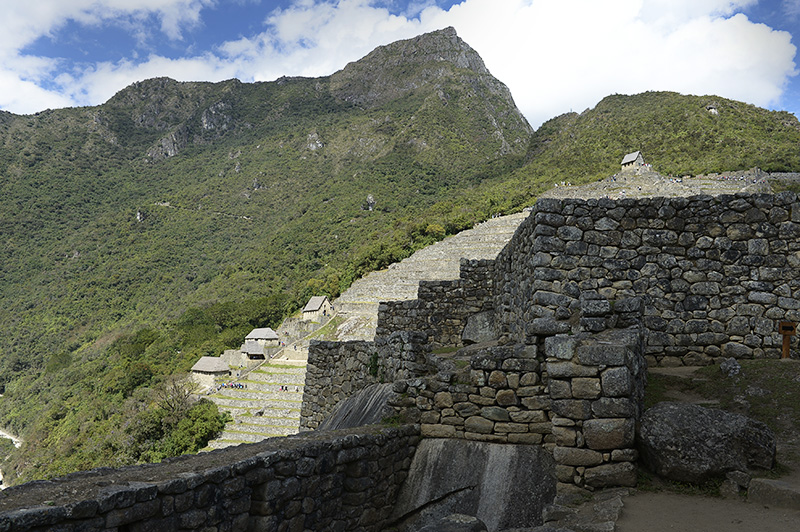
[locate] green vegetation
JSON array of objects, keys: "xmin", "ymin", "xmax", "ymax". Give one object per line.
[{"xmin": 0, "ymin": 29, "xmax": 798, "ymax": 485}]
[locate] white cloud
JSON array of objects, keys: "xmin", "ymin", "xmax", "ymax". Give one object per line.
[
  {"xmin": 784, "ymin": 0, "xmax": 800, "ymax": 18},
  {"xmin": 0, "ymin": 0, "xmax": 796, "ymax": 128}
]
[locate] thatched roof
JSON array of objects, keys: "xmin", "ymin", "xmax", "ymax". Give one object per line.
[
  {"xmin": 245, "ymin": 327, "xmax": 278, "ymax": 341},
  {"xmin": 303, "ymin": 296, "xmax": 329, "ymax": 312},
  {"xmin": 191, "ymin": 356, "xmax": 229, "ymax": 373}
]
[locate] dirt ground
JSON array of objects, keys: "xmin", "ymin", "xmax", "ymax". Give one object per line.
[{"xmin": 616, "ymin": 492, "xmax": 800, "ymax": 532}]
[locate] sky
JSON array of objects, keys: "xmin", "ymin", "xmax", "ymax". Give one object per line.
[{"xmin": 1, "ymin": 0, "xmax": 799, "ymax": 129}]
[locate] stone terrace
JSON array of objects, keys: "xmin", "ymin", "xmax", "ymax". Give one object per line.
[
  {"xmin": 333, "ymin": 212, "xmax": 528, "ymax": 338},
  {"xmin": 206, "ymin": 360, "xmax": 306, "ymax": 449}
]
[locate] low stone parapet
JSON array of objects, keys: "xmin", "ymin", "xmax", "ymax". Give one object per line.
[{"xmin": 0, "ymin": 425, "xmax": 420, "ymax": 532}]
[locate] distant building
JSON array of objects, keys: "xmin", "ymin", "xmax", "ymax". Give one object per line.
[
  {"xmin": 191, "ymin": 356, "xmax": 230, "ymax": 389},
  {"xmin": 302, "ymin": 296, "xmax": 333, "ymax": 321},
  {"xmin": 243, "ymin": 327, "xmax": 280, "ymax": 360},
  {"xmin": 620, "ymin": 151, "xmax": 644, "ymax": 172}
]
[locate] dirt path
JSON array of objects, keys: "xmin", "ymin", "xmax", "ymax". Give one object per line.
[{"xmin": 617, "ymin": 492, "xmax": 800, "ymax": 532}]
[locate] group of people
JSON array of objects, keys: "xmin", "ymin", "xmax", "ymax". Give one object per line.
[
  {"xmin": 277, "ymin": 385, "xmax": 298, "ymax": 392},
  {"xmin": 219, "ymin": 382, "xmax": 246, "ymax": 390}
]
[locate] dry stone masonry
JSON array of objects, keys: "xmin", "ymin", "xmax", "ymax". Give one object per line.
[
  {"xmin": 494, "ymin": 193, "xmax": 800, "ymax": 366},
  {"xmin": 377, "ymin": 259, "xmax": 496, "ymax": 348},
  {"xmin": 302, "ymin": 192, "xmax": 799, "ymax": 494},
  {"xmin": 3, "ymin": 192, "xmax": 799, "ymax": 528},
  {"xmin": 0, "ymin": 425, "xmax": 419, "ymax": 532}
]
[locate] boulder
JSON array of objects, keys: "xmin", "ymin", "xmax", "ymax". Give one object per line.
[
  {"xmin": 317, "ymin": 383, "xmax": 395, "ymax": 431},
  {"xmin": 637, "ymin": 401, "xmax": 775, "ymax": 483}
]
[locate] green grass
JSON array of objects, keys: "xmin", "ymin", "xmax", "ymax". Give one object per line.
[{"xmin": 308, "ymin": 316, "xmax": 346, "ymax": 341}]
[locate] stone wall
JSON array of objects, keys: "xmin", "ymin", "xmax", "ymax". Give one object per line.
[
  {"xmin": 301, "ymin": 331, "xmax": 432, "ymax": 430},
  {"xmin": 377, "ymin": 259, "xmax": 496, "ymax": 348},
  {"xmin": 495, "ymin": 193, "xmax": 800, "ymax": 366},
  {"xmin": 544, "ymin": 329, "xmax": 645, "ymax": 490},
  {"xmin": 0, "ymin": 425, "xmax": 419, "ymax": 532},
  {"xmin": 381, "ymin": 328, "xmax": 645, "ymax": 491}
]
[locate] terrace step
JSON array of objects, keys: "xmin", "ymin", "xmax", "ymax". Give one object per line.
[{"xmin": 333, "ymin": 212, "xmax": 528, "ymax": 338}]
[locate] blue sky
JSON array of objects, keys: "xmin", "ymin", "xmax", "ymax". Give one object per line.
[{"xmin": 1, "ymin": 0, "xmax": 798, "ymax": 128}]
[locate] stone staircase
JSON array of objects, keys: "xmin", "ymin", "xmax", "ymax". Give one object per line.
[
  {"xmin": 206, "ymin": 360, "xmax": 306, "ymax": 449},
  {"xmin": 333, "ymin": 212, "xmax": 529, "ymax": 338}
]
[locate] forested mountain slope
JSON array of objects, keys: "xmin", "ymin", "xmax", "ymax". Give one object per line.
[
  {"xmin": 0, "ymin": 27, "xmax": 530, "ymax": 382},
  {"xmin": 0, "ymin": 27, "xmax": 534, "ymax": 483}
]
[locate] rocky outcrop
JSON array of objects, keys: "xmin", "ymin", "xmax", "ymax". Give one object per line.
[
  {"xmin": 391, "ymin": 439, "xmax": 556, "ymax": 532},
  {"xmin": 418, "ymin": 514, "xmax": 488, "ymax": 532},
  {"xmin": 637, "ymin": 401, "xmax": 776, "ymax": 483},
  {"xmin": 317, "ymin": 382, "xmax": 396, "ymax": 431}
]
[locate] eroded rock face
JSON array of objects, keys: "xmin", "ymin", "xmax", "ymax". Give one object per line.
[
  {"xmin": 637, "ymin": 401, "xmax": 776, "ymax": 483},
  {"xmin": 418, "ymin": 514, "xmax": 488, "ymax": 532},
  {"xmin": 391, "ymin": 439, "xmax": 556, "ymax": 532}
]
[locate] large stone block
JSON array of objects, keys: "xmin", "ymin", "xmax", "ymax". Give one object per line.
[
  {"xmin": 583, "ymin": 418, "xmax": 635, "ymax": 450},
  {"xmin": 551, "ymin": 399, "xmax": 592, "ymax": 420},
  {"xmin": 571, "ymin": 378, "xmax": 601, "ymax": 399},
  {"xmin": 601, "ymin": 367, "xmax": 632, "ymax": 397},
  {"xmin": 552, "ymin": 446, "xmax": 603, "ymax": 466},
  {"xmin": 546, "ymin": 362, "xmax": 599, "ymax": 378},
  {"xmin": 392, "ymin": 439, "xmax": 556, "ymax": 531},
  {"xmin": 576, "ymin": 344, "xmax": 628, "ymax": 366},
  {"xmin": 462, "ymin": 311, "xmax": 497, "ymax": 345},
  {"xmin": 584, "ymin": 462, "xmax": 637, "ymax": 488},
  {"xmin": 464, "ymin": 416, "xmax": 494, "ymax": 434}
]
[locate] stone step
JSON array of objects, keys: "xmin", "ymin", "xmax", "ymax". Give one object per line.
[
  {"xmin": 207, "ymin": 439, "xmax": 249, "ymax": 450},
  {"xmin": 231, "ymin": 415, "xmax": 300, "ymax": 427},
  {"xmin": 220, "ymin": 404, "xmax": 301, "ymax": 418},
  {"xmin": 212, "ymin": 396, "xmax": 303, "ymax": 410},
  {"xmin": 229, "ymin": 420, "xmax": 299, "ymax": 434},
  {"xmin": 335, "ymin": 212, "xmax": 526, "ymax": 310},
  {"xmin": 218, "ymin": 427, "xmax": 295, "ymax": 443},
  {"xmin": 247, "ymin": 369, "xmax": 306, "ymax": 380},
  {"xmin": 210, "ymin": 389, "xmax": 304, "ymax": 401},
  {"xmin": 228, "ymin": 381, "xmax": 305, "ymax": 393},
  {"xmin": 249, "ymin": 365, "xmax": 307, "ymax": 375}
]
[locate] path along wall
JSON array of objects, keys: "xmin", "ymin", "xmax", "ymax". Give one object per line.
[
  {"xmin": 495, "ymin": 193, "xmax": 800, "ymax": 366},
  {"xmin": 0, "ymin": 425, "xmax": 419, "ymax": 532}
]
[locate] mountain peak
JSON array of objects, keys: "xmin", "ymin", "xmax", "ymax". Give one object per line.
[{"xmin": 329, "ymin": 27, "xmax": 493, "ymax": 108}]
